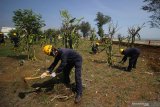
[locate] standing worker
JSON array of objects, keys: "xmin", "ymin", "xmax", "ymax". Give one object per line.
[
  {"xmin": 41, "ymin": 45, "xmax": 83, "ymax": 103},
  {"xmin": 119, "ymin": 48, "xmax": 140, "ymax": 72},
  {"xmin": 0, "ymin": 32, "xmax": 5, "ymax": 45},
  {"xmin": 11, "ymin": 33, "xmax": 19, "ymax": 47}
]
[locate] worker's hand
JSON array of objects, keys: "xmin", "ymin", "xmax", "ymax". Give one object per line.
[
  {"xmin": 51, "ymin": 72, "xmax": 56, "ymax": 77},
  {"xmin": 41, "ymin": 72, "xmax": 50, "ymax": 78}
]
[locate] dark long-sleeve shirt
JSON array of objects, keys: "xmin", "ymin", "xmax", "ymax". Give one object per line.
[
  {"xmin": 122, "ymin": 48, "xmax": 140, "ymax": 62},
  {"xmin": 47, "ymin": 48, "xmax": 82, "ymax": 73}
]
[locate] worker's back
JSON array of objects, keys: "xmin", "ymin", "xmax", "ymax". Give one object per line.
[{"xmin": 123, "ymin": 48, "xmax": 140, "ymax": 57}]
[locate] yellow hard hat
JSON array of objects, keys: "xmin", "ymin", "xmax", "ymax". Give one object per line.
[
  {"xmin": 120, "ymin": 48, "xmax": 124, "ymax": 54},
  {"xmin": 96, "ymin": 42, "xmax": 99, "ymax": 46},
  {"xmin": 43, "ymin": 45, "xmax": 52, "ymax": 55},
  {"xmin": 13, "ymin": 33, "xmax": 16, "ymax": 36}
]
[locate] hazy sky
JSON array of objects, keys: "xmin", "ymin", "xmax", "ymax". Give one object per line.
[{"xmin": 0, "ymin": 0, "xmax": 160, "ymax": 39}]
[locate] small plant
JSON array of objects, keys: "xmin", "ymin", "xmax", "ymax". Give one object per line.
[
  {"xmin": 90, "ymin": 28, "xmax": 97, "ymax": 46},
  {"xmin": 105, "ymin": 22, "xmax": 118, "ymax": 66},
  {"xmin": 117, "ymin": 34, "xmax": 125, "ymax": 49},
  {"xmin": 60, "ymin": 10, "xmax": 83, "ymax": 49},
  {"xmin": 127, "ymin": 23, "xmax": 145, "ymax": 47}
]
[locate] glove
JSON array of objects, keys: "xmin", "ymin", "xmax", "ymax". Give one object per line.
[
  {"xmin": 41, "ymin": 72, "xmax": 50, "ymax": 78},
  {"xmin": 51, "ymin": 72, "xmax": 56, "ymax": 77}
]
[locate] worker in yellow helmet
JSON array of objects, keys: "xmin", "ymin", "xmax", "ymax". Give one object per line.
[
  {"xmin": 119, "ymin": 48, "xmax": 124, "ymax": 54},
  {"xmin": 119, "ymin": 48, "xmax": 140, "ymax": 72},
  {"xmin": 41, "ymin": 45, "xmax": 83, "ymax": 103},
  {"xmin": 92, "ymin": 42, "xmax": 99, "ymax": 54},
  {"xmin": 96, "ymin": 42, "xmax": 99, "ymax": 46},
  {"xmin": 43, "ymin": 45, "xmax": 53, "ymax": 55},
  {"xmin": 13, "ymin": 33, "xmax": 16, "ymax": 36},
  {"xmin": 11, "ymin": 33, "xmax": 19, "ymax": 47}
]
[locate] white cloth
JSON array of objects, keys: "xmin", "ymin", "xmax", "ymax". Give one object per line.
[{"xmin": 51, "ymin": 72, "xmax": 56, "ymax": 77}]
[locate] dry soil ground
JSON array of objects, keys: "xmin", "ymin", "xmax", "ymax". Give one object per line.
[{"xmin": 0, "ymin": 40, "xmax": 160, "ymax": 107}]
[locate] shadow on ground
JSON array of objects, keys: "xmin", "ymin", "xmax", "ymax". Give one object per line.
[
  {"xmin": 7, "ymin": 55, "xmax": 28, "ymax": 60},
  {"xmin": 18, "ymin": 74, "xmax": 76, "ymax": 99},
  {"xmin": 111, "ymin": 65, "xmax": 128, "ymax": 72}
]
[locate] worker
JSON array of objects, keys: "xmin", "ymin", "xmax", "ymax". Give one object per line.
[
  {"xmin": 92, "ymin": 42, "xmax": 99, "ymax": 54},
  {"xmin": 11, "ymin": 33, "xmax": 19, "ymax": 47},
  {"xmin": 119, "ymin": 48, "xmax": 140, "ymax": 72},
  {"xmin": 0, "ymin": 32, "xmax": 5, "ymax": 45},
  {"xmin": 41, "ymin": 45, "xmax": 83, "ymax": 103}
]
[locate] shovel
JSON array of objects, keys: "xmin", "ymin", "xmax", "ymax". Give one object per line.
[
  {"xmin": 23, "ymin": 72, "xmax": 61, "ymax": 83},
  {"xmin": 23, "ymin": 74, "xmax": 51, "ymax": 83},
  {"xmin": 24, "ymin": 75, "xmax": 51, "ymax": 80}
]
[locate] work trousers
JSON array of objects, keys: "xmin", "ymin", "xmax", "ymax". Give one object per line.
[
  {"xmin": 127, "ymin": 53, "xmax": 140, "ymax": 71},
  {"xmin": 63, "ymin": 56, "xmax": 82, "ymax": 95}
]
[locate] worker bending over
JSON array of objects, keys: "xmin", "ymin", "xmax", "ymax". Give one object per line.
[
  {"xmin": 92, "ymin": 42, "xmax": 99, "ymax": 54},
  {"xmin": 119, "ymin": 48, "xmax": 140, "ymax": 72},
  {"xmin": 41, "ymin": 45, "xmax": 83, "ymax": 103}
]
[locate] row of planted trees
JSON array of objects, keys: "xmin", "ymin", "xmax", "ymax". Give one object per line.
[
  {"xmin": 10, "ymin": 9, "xmax": 144, "ymax": 67},
  {"xmin": 9, "ymin": 9, "xmax": 85, "ymax": 60},
  {"xmin": 10, "ymin": 9, "xmax": 98, "ymax": 60}
]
